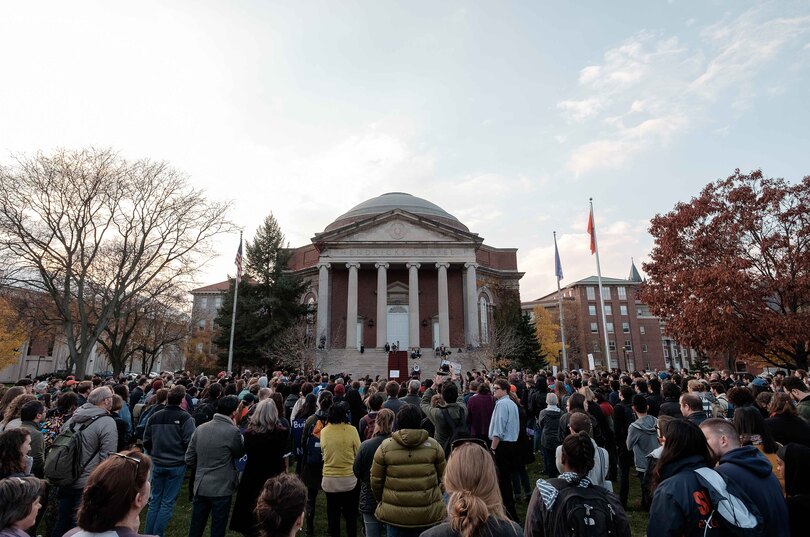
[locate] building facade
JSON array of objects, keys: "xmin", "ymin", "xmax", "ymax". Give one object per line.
[{"xmin": 522, "ymin": 263, "xmax": 698, "ymax": 372}]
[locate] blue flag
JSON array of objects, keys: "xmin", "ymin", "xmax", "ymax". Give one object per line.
[{"xmin": 554, "ymin": 235, "xmax": 564, "ymax": 281}]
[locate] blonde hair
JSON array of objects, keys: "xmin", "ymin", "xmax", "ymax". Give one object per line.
[
  {"xmin": 372, "ymin": 408, "xmax": 394, "ymax": 437},
  {"xmin": 579, "ymin": 386, "xmax": 596, "ymax": 402},
  {"xmin": 444, "ymin": 443, "xmax": 507, "ymax": 537},
  {"xmin": 249, "ymin": 399, "xmax": 279, "ymax": 434}
]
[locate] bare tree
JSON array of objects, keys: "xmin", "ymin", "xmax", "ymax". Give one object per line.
[
  {"xmin": 468, "ymin": 324, "xmax": 521, "ymax": 372},
  {"xmin": 0, "ymin": 148, "xmax": 233, "ymax": 376},
  {"xmin": 264, "ymin": 316, "xmax": 320, "ymax": 373}
]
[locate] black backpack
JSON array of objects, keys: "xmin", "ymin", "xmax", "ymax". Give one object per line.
[
  {"xmin": 440, "ymin": 406, "xmax": 470, "ymax": 457},
  {"xmin": 546, "ymin": 478, "xmax": 623, "ymax": 537}
]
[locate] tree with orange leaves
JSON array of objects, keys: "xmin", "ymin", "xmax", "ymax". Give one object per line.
[{"xmin": 642, "ymin": 169, "xmax": 810, "ymax": 371}]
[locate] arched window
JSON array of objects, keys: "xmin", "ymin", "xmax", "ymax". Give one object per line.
[{"xmin": 479, "ymin": 295, "xmax": 490, "ymax": 344}]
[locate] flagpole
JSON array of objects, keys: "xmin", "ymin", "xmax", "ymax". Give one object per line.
[
  {"xmin": 554, "ymin": 231, "xmax": 568, "ymax": 371},
  {"xmin": 590, "ymin": 199, "xmax": 612, "ymax": 371},
  {"xmin": 227, "ymin": 231, "xmax": 242, "ymax": 374}
]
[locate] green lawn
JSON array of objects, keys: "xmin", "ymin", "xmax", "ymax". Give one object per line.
[{"xmin": 155, "ymin": 458, "xmax": 650, "ymax": 537}]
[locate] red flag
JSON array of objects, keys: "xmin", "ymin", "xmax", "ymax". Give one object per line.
[{"xmin": 587, "ymin": 209, "xmax": 596, "ymax": 255}]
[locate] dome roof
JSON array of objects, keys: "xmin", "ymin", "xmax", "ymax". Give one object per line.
[{"xmin": 325, "ymin": 192, "xmax": 468, "ymax": 232}]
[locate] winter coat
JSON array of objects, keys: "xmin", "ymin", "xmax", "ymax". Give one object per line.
[
  {"xmin": 424, "ymin": 517, "xmax": 522, "ymax": 537},
  {"xmin": 796, "ymin": 395, "xmax": 810, "ymax": 425},
  {"xmin": 143, "ymin": 404, "xmax": 196, "ymax": 467},
  {"xmin": 61, "ymin": 404, "xmax": 118, "ymax": 489},
  {"xmin": 658, "ymin": 397, "xmax": 683, "ymax": 418},
  {"xmin": 230, "ymin": 427, "xmax": 290, "ymax": 536},
  {"xmin": 353, "ymin": 433, "xmax": 390, "ymax": 514},
  {"xmin": 184, "ymin": 414, "xmax": 244, "ymax": 497},
  {"xmin": 765, "ymin": 413, "xmax": 810, "ymax": 447},
  {"xmin": 783, "ymin": 443, "xmax": 810, "ymax": 537},
  {"xmin": 370, "ymin": 428, "xmax": 446, "ymax": 528},
  {"xmin": 685, "ymin": 410, "xmax": 709, "ymax": 426},
  {"xmin": 648, "ymin": 454, "xmax": 732, "ymax": 537},
  {"xmin": 626, "ymin": 415, "xmax": 659, "ymax": 472},
  {"xmin": 538, "ymin": 407, "xmax": 562, "ymax": 450},
  {"xmin": 466, "ymin": 393, "xmax": 495, "ymax": 438},
  {"xmin": 421, "ymin": 388, "xmax": 467, "ymax": 448},
  {"xmin": 612, "ymin": 401, "xmax": 635, "ymax": 454},
  {"xmin": 715, "ymin": 445, "xmax": 789, "ymax": 537}
]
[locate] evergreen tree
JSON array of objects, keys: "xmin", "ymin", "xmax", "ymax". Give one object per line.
[
  {"xmin": 688, "ymin": 353, "xmax": 714, "ymax": 376},
  {"xmin": 512, "ymin": 312, "xmax": 546, "ymax": 370},
  {"xmin": 214, "ymin": 214, "xmax": 309, "ymax": 370}
]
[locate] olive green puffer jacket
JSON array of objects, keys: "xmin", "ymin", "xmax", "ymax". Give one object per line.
[{"xmin": 370, "ymin": 428, "xmax": 446, "ymax": 528}]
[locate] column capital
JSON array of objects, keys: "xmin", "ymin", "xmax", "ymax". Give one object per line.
[
  {"xmin": 435, "ymin": 262, "xmax": 450, "ymax": 270},
  {"xmin": 406, "ymin": 262, "xmax": 421, "ymax": 269},
  {"xmin": 464, "ymin": 262, "xmax": 479, "ymax": 269},
  {"xmin": 345, "ymin": 262, "xmax": 361, "ymax": 270},
  {"xmin": 374, "ymin": 262, "xmax": 390, "ymax": 269},
  {"xmin": 317, "ymin": 262, "xmax": 331, "ymax": 270}
]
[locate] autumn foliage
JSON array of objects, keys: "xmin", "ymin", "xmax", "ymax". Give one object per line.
[{"xmin": 641, "ymin": 170, "xmax": 810, "ymax": 370}]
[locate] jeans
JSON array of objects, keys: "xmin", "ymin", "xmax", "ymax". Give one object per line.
[
  {"xmin": 532, "ymin": 422, "xmax": 542, "ymax": 452},
  {"xmin": 52, "ymin": 486, "xmax": 83, "ymax": 537},
  {"xmin": 387, "ymin": 526, "xmax": 431, "ymax": 537},
  {"xmin": 511, "ymin": 466, "xmax": 531, "ymax": 498},
  {"xmin": 325, "ymin": 488, "xmax": 359, "ymax": 537},
  {"xmin": 362, "ymin": 512, "xmax": 384, "ymax": 537},
  {"xmin": 146, "ymin": 464, "xmax": 187, "ymax": 536},
  {"xmin": 188, "ymin": 495, "xmax": 232, "ymax": 537}
]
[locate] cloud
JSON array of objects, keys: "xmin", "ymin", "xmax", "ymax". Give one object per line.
[{"xmin": 557, "ymin": 97, "xmax": 604, "ymax": 122}]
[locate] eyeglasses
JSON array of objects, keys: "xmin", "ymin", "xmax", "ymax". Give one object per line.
[
  {"xmin": 450, "ymin": 437, "xmax": 490, "ymax": 451},
  {"xmin": 111, "ymin": 452, "xmax": 141, "ymax": 476}
]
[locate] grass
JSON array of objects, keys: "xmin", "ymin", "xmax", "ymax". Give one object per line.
[{"xmin": 152, "ymin": 457, "xmax": 650, "ymax": 537}]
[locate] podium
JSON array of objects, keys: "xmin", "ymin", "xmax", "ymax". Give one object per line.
[{"xmin": 387, "ymin": 351, "xmax": 409, "ymax": 380}]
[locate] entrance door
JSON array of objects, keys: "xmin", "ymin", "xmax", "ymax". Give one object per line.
[
  {"xmin": 356, "ymin": 321, "xmax": 363, "ymax": 350},
  {"xmin": 432, "ymin": 320, "xmax": 440, "ymax": 349},
  {"xmin": 387, "ymin": 305, "xmax": 409, "ymax": 349}
]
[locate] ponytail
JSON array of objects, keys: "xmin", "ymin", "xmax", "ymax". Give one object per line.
[{"xmin": 448, "ymin": 490, "xmax": 489, "ymax": 537}]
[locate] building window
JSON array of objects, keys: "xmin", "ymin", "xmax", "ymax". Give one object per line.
[
  {"xmin": 620, "ymin": 305, "xmax": 628, "ymax": 316},
  {"xmin": 197, "ymin": 320, "xmax": 206, "ymax": 331},
  {"xmin": 201, "ymin": 296, "xmax": 208, "ymax": 308},
  {"xmin": 624, "ymin": 340, "xmax": 632, "ymax": 351},
  {"xmin": 586, "ymin": 287, "xmax": 595, "ymax": 300},
  {"xmin": 609, "ymin": 340, "xmax": 616, "ymax": 351},
  {"xmin": 640, "ymin": 326, "xmax": 646, "ymax": 335},
  {"xmin": 590, "ymin": 322, "xmax": 598, "ymax": 333},
  {"xmin": 606, "ymin": 322, "xmax": 614, "ymax": 333},
  {"xmin": 663, "ymin": 348, "xmax": 669, "ymax": 358},
  {"xmin": 196, "ymin": 342, "xmax": 204, "ymax": 354},
  {"xmin": 588, "ymin": 305, "xmax": 596, "ymax": 316},
  {"xmin": 215, "ymin": 296, "xmax": 223, "ymax": 308},
  {"xmin": 604, "ymin": 305, "xmax": 613, "ymax": 316},
  {"xmin": 479, "ymin": 296, "xmax": 490, "ymax": 344},
  {"xmin": 618, "ymin": 287, "xmax": 627, "ymax": 300},
  {"xmin": 622, "ymin": 322, "xmax": 629, "ymax": 333},
  {"xmin": 642, "ymin": 344, "xmax": 648, "ymax": 352},
  {"xmin": 602, "ymin": 287, "xmax": 611, "ymax": 300}
]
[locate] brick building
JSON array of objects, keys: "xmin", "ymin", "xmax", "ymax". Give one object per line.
[{"xmin": 522, "ymin": 262, "xmax": 698, "ymax": 372}]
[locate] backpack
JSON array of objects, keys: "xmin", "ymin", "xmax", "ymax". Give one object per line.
[
  {"xmin": 305, "ymin": 418, "xmax": 326, "ymax": 466},
  {"xmin": 693, "ymin": 467, "xmax": 766, "ymax": 537},
  {"xmin": 134, "ymin": 404, "xmax": 161, "ymax": 440},
  {"xmin": 440, "ymin": 406, "xmax": 470, "ymax": 457},
  {"xmin": 711, "ymin": 398, "xmax": 726, "ymax": 419},
  {"xmin": 192, "ymin": 400, "xmax": 217, "ymax": 427},
  {"xmin": 361, "ymin": 413, "xmax": 377, "ymax": 441},
  {"xmin": 546, "ymin": 478, "xmax": 623, "ymax": 537},
  {"xmin": 44, "ymin": 414, "xmax": 110, "ymax": 486}
]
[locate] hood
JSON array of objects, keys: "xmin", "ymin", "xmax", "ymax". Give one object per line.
[
  {"xmin": 629, "ymin": 415, "xmax": 657, "ymax": 434},
  {"xmin": 72, "ymin": 403, "xmax": 109, "ymax": 423},
  {"xmin": 660, "ymin": 453, "xmax": 708, "ymax": 481},
  {"xmin": 783, "ymin": 443, "xmax": 810, "ymax": 496},
  {"xmin": 718, "ymin": 445, "xmax": 772, "ymax": 478},
  {"xmin": 392, "ymin": 428, "xmax": 429, "ymax": 447}
]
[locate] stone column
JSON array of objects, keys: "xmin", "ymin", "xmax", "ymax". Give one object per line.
[
  {"xmin": 464, "ymin": 262, "xmax": 479, "ymax": 347},
  {"xmin": 407, "ymin": 262, "xmax": 421, "ymax": 348},
  {"xmin": 375, "ymin": 262, "xmax": 389, "ymax": 348},
  {"xmin": 345, "ymin": 262, "xmax": 360, "ymax": 349},
  {"xmin": 436, "ymin": 262, "xmax": 450, "ymax": 347},
  {"xmin": 316, "ymin": 262, "xmax": 331, "ymax": 348}
]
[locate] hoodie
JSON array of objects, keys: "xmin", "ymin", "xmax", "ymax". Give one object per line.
[
  {"xmin": 715, "ymin": 445, "xmax": 789, "ymax": 537},
  {"xmin": 648, "ymin": 454, "xmax": 720, "ymax": 537},
  {"xmin": 783, "ymin": 443, "xmax": 810, "ymax": 537},
  {"xmin": 626, "ymin": 415, "xmax": 659, "ymax": 472}
]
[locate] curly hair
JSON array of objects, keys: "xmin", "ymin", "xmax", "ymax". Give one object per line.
[
  {"xmin": 769, "ymin": 392, "xmax": 796, "ymax": 417},
  {"xmin": 0, "ymin": 428, "xmax": 32, "ymax": 476},
  {"xmin": 255, "ymin": 473, "xmax": 307, "ymax": 537},
  {"xmin": 2, "ymin": 394, "xmax": 36, "ymax": 426}
]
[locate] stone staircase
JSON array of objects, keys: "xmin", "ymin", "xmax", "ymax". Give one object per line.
[{"xmin": 313, "ymin": 347, "xmax": 484, "ymax": 379}]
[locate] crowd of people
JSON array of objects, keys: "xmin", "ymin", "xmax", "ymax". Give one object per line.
[{"xmin": 0, "ymin": 365, "xmax": 809, "ymax": 537}]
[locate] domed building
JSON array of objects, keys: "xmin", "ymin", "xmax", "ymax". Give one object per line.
[{"xmin": 286, "ymin": 192, "xmax": 523, "ymax": 373}]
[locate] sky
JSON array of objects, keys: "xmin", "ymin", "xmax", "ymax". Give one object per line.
[{"xmin": 1, "ymin": 1, "xmax": 808, "ymax": 302}]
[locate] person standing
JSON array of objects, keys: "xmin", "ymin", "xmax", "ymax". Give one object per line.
[
  {"xmin": 353, "ymin": 409, "xmax": 394, "ymax": 537},
  {"xmin": 51, "ymin": 387, "xmax": 117, "ymax": 537},
  {"xmin": 319, "ymin": 401, "xmax": 361, "ymax": 537},
  {"xmin": 371, "ymin": 404, "xmax": 446, "ymax": 537},
  {"xmin": 185, "ymin": 395, "xmax": 244, "ymax": 537},
  {"xmin": 143, "ymin": 385, "xmax": 196, "ymax": 537},
  {"xmin": 626, "ymin": 395, "xmax": 659, "ymax": 509},
  {"xmin": 19, "ymin": 401, "xmax": 45, "ymax": 478},
  {"xmin": 489, "ymin": 378, "xmax": 520, "ymax": 522},
  {"xmin": 466, "ymin": 382, "xmax": 496, "ymax": 443}
]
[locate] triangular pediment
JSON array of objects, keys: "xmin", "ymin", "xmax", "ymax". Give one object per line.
[{"xmin": 312, "ymin": 209, "xmax": 483, "ymax": 247}]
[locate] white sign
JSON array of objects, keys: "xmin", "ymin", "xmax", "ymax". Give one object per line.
[
  {"xmin": 389, "ymin": 370, "xmax": 400, "ymax": 378},
  {"xmin": 451, "ymin": 362, "xmax": 462, "ymax": 374},
  {"xmin": 587, "ymin": 354, "xmax": 595, "ymax": 370},
  {"xmin": 552, "ymin": 366, "xmax": 558, "ymax": 377}
]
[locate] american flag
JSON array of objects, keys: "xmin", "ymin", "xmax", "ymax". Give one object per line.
[{"xmin": 235, "ymin": 240, "xmax": 243, "ymax": 283}]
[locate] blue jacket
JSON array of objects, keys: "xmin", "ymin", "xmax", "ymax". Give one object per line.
[
  {"xmin": 648, "ymin": 454, "xmax": 732, "ymax": 537},
  {"xmin": 715, "ymin": 445, "xmax": 789, "ymax": 537}
]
